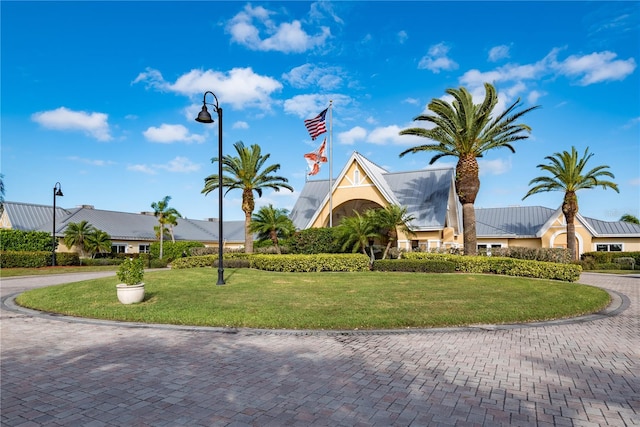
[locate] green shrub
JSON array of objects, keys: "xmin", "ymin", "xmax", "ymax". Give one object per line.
[
  {"xmin": 171, "ymin": 255, "xmax": 251, "ymax": 269},
  {"xmin": 251, "ymin": 253, "xmax": 370, "ymax": 272},
  {"xmin": 289, "ymin": 228, "xmax": 343, "ymax": 254},
  {"xmin": 150, "ymin": 241, "xmax": 205, "ymax": 261},
  {"xmin": 55, "ymin": 252, "xmax": 81, "ymax": 266},
  {"xmin": 403, "ymin": 252, "xmax": 582, "ymax": 282},
  {"xmin": 373, "ymin": 259, "xmax": 456, "ymax": 273},
  {"xmin": 0, "ymin": 230, "xmax": 54, "ymax": 251},
  {"xmin": 581, "ymin": 251, "xmax": 640, "ymax": 266},
  {"xmin": 1, "ymin": 251, "xmax": 49, "ymax": 268},
  {"xmin": 116, "ymin": 257, "xmax": 145, "ymax": 285},
  {"xmin": 489, "ymin": 247, "xmax": 573, "ymax": 263}
]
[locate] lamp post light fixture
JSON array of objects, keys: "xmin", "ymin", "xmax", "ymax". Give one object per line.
[
  {"xmin": 52, "ymin": 182, "xmax": 63, "ymax": 266},
  {"xmin": 195, "ymin": 91, "xmax": 225, "ymax": 285}
]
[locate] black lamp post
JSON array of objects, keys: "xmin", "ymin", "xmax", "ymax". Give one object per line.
[
  {"xmin": 52, "ymin": 182, "xmax": 63, "ymax": 266},
  {"xmin": 195, "ymin": 91, "xmax": 225, "ymax": 285}
]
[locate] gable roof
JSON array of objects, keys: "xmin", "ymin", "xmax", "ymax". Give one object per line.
[
  {"xmin": 290, "ymin": 151, "xmax": 458, "ymax": 230},
  {"xmin": 1, "ymin": 201, "xmax": 71, "ymax": 231},
  {"xmin": 1, "ymin": 202, "xmax": 245, "ymax": 243}
]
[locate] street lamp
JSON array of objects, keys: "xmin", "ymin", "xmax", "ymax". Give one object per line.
[
  {"xmin": 52, "ymin": 182, "xmax": 63, "ymax": 266},
  {"xmin": 195, "ymin": 91, "xmax": 225, "ymax": 285}
]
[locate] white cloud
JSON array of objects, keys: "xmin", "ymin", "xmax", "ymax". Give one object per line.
[
  {"xmin": 403, "ymin": 98, "xmax": 419, "ymax": 105},
  {"xmin": 128, "ymin": 157, "xmax": 200, "ymax": 175},
  {"xmin": 226, "ymin": 4, "xmax": 330, "ymax": 53},
  {"xmin": 418, "ymin": 42, "xmax": 459, "ymax": 73},
  {"xmin": 143, "ymin": 124, "xmax": 205, "ymax": 144},
  {"xmin": 67, "ymin": 156, "xmax": 115, "ymax": 166},
  {"xmin": 282, "ymin": 64, "xmax": 344, "ymax": 90},
  {"xmin": 233, "ymin": 121, "xmax": 249, "ymax": 129},
  {"xmin": 338, "ymin": 126, "xmax": 367, "ymax": 145},
  {"xmin": 622, "ymin": 117, "xmax": 640, "ymax": 129},
  {"xmin": 479, "ymin": 158, "xmax": 512, "ymax": 176},
  {"xmin": 554, "ymin": 51, "xmax": 636, "ymax": 85},
  {"xmin": 158, "ymin": 156, "xmax": 201, "ymax": 173},
  {"xmin": 283, "ymin": 94, "xmax": 351, "ymax": 118},
  {"xmin": 397, "ymin": 30, "xmax": 408, "ymax": 44},
  {"xmin": 31, "ymin": 107, "xmax": 111, "ymax": 141},
  {"xmin": 488, "ymin": 45, "xmax": 510, "ymax": 62},
  {"xmin": 128, "ymin": 164, "xmax": 156, "ymax": 175},
  {"xmin": 367, "ymin": 125, "xmax": 425, "ymax": 146},
  {"xmin": 527, "ymin": 90, "xmax": 545, "ymax": 104},
  {"xmin": 133, "ymin": 67, "xmax": 282, "ymax": 111},
  {"xmin": 629, "ymin": 177, "xmax": 640, "ymax": 186}
]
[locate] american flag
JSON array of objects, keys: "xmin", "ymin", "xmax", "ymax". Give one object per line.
[{"xmin": 304, "ymin": 108, "xmax": 328, "ymax": 140}]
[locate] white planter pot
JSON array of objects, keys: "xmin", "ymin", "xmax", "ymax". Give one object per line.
[{"xmin": 116, "ymin": 283, "xmax": 145, "ymax": 304}]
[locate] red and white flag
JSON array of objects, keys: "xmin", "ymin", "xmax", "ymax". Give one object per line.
[{"xmin": 304, "ymin": 138, "xmax": 328, "ymax": 176}]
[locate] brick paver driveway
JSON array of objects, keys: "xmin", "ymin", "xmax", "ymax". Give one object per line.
[{"xmin": 1, "ymin": 272, "xmax": 638, "ymax": 426}]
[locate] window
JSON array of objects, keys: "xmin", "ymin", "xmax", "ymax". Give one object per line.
[
  {"xmin": 139, "ymin": 244, "xmax": 150, "ymax": 253},
  {"xmin": 596, "ymin": 244, "xmax": 622, "ymax": 252},
  {"xmin": 112, "ymin": 244, "xmax": 126, "ymax": 254}
]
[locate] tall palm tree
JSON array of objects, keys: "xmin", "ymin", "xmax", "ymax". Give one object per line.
[
  {"xmin": 63, "ymin": 220, "xmax": 95, "ymax": 258},
  {"xmin": 85, "ymin": 229, "xmax": 112, "ymax": 258},
  {"xmin": 336, "ymin": 210, "xmax": 378, "ymax": 257},
  {"xmin": 375, "ymin": 205, "xmax": 416, "ymax": 260},
  {"xmin": 151, "ymin": 196, "xmax": 181, "ymax": 259},
  {"xmin": 523, "ymin": 146, "xmax": 619, "ymax": 260},
  {"xmin": 399, "ymin": 82, "xmax": 539, "ymax": 255},
  {"xmin": 202, "ymin": 141, "xmax": 293, "ymax": 253},
  {"xmin": 249, "ymin": 204, "xmax": 295, "ymax": 254}
]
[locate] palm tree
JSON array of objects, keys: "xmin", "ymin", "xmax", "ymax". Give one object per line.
[
  {"xmin": 375, "ymin": 205, "xmax": 416, "ymax": 260},
  {"xmin": 399, "ymin": 82, "xmax": 539, "ymax": 255},
  {"xmin": 523, "ymin": 146, "xmax": 619, "ymax": 260},
  {"xmin": 165, "ymin": 212, "xmax": 180, "ymax": 243},
  {"xmin": 85, "ymin": 229, "xmax": 112, "ymax": 258},
  {"xmin": 620, "ymin": 214, "xmax": 640, "ymax": 225},
  {"xmin": 63, "ymin": 220, "xmax": 95, "ymax": 258},
  {"xmin": 202, "ymin": 141, "xmax": 293, "ymax": 253},
  {"xmin": 336, "ymin": 210, "xmax": 378, "ymax": 258},
  {"xmin": 151, "ymin": 196, "xmax": 181, "ymax": 259},
  {"xmin": 249, "ymin": 204, "xmax": 295, "ymax": 254}
]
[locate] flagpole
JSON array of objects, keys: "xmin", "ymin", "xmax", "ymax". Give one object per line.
[{"xmin": 329, "ymin": 100, "xmax": 333, "ymax": 228}]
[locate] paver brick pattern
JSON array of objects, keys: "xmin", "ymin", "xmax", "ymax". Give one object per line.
[{"xmin": 1, "ymin": 273, "xmax": 638, "ymax": 426}]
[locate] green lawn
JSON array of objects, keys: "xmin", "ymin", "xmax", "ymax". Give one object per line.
[
  {"xmin": 2, "ymin": 265, "xmax": 119, "ymax": 277},
  {"xmin": 15, "ymin": 268, "xmax": 610, "ymax": 330}
]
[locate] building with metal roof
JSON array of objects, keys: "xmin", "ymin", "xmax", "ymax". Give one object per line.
[
  {"xmin": 290, "ymin": 152, "xmax": 640, "ymax": 255},
  {"xmin": 1, "ymin": 201, "xmax": 245, "ymax": 254}
]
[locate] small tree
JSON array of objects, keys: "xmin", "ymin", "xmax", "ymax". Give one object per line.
[
  {"xmin": 151, "ymin": 196, "xmax": 181, "ymax": 259},
  {"xmin": 250, "ymin": 204, "xmax": 295, "ymax": 255},
  {"xmin": 64, "ymin": 220, "xmax": 96, "ymax": 258},
  {"xmin": 620, "ymin": 214, "xmax": 640, "ymax": 225},
  {"xmin": 374, "ymin": 205, "xmax": 416, "ymax": 260},
  {"xmin": 85, "ymin": 230, "xmax": 112, "ymax": 258},
  {"xmin": 336, "ymin": 211, "xmax": 378, "ymax": 258}
]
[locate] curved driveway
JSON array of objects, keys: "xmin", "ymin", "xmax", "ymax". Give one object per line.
[{"xmin": 1, "ymin": 272, "xmax": 638, "ymax": 426}]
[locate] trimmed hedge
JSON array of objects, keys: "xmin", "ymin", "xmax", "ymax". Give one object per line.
[
  {"xmin": 171, "ymin": 255, "xmax": 250, "ymax": 269},
  {"xmin": 488, "ymin": 247, "xmax": 572, "ymax": 264},
  {"xmin": 403, "ymin": 252, "xmax": 582, "ymax": 282},
  {"xmin": 373, "ymin": 259, "xmax": 456, "ymax": 273},
  {"xmin": 0, "ymin": 229, "xmax": 53, "ymax": 252},
  {"xmin": 150, "ymin": 241, "xmax": 205, "ymax": 261},
  {"xmin": 288, "ymin": 228, "xmax": 343, "ymax": 254},
  {"xmin": 581, "ymin": 251, "xmax": 640, "ymax": 266},
  {"xmin": 251, "ymin": 253, "xmax": 370, "ymax": 272},
  {"xmin": 0, "ymin": 251, "xmax": 80, "ymax": 268}
]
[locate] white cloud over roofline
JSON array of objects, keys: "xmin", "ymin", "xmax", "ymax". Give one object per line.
[{"xmin": 143, "ymin": 124, "xmax": 205, "ymax": 144}]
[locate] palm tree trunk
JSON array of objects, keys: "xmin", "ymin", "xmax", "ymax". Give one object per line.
[
  {"xmin": 456, "ymin": 155, "xmax": 480, "ymax": 256},
  {"xmin": 242, "ymin": 189, "xmax": 255, "ymax": 254},
  {"xmin": 563, "ymin": 191, "xmax": 578, "ymax": 260},
  {"xmin": 462, "ymin": 203, "xmax": 477, "ymax": 256}
]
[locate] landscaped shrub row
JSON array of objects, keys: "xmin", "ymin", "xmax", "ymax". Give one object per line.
[
  {"xmin": 0, "ymin": 251, "xmax": 80, "ymax": 268},
  {"xmin": 580, "ymin": 252, "xmax": 640, "ymax": 265},
  {"xmin": 403, "ymin": 252, "xmax": 582, "ymax": 282},
  {"xmin": 488, "ymin": 247, "xmax": 572, "ymax": 264},
  {"xmin": 373, "ymin": 259, "xmax": 456, "ymax": 273},
  {"xmin": 171, "ymin": 255, "xmax": 250, "ymax": 269},
  {"xmin": 251, "ymin": 254, "xmax": 370, "ymax": 272}
]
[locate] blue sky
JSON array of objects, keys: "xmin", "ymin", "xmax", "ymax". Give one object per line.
[{"xmin": 2, "ymin": 1, "xmax": 639, "ymax": 223}]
